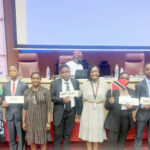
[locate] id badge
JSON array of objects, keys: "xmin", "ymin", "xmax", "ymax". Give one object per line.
[{"xmin": 93, "ymin": 102, "xmax": 97, "ymax": 109}]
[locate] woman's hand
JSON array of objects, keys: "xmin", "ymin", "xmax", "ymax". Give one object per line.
[
  {"xmin": 2, "ymin": 101, "xmax": 9, "ymax": 108},
  {"xmin": 22, "ymin": 122, "xmax": 26, "ymax": 131},
  {"xmin": 109, "ymin": 97, "xmax": 115, "ymax": 104},
  {"xmin": 46, "ymin": 123, "xmax": 51, "ymax": 131},
  {"xmin": 76, "ymin": 115, "xmax": 81, "ymax": 122},
  {"xmin": 125, "ymin": 104, "xmax": 132, "ymax": 109}
]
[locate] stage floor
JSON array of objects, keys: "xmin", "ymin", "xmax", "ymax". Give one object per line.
[{"xmin": 0, "ymin": 140, "xmax": 148, "ymax": 150}]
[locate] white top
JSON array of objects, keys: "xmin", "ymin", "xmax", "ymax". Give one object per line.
[
  {"xmin": 66, "ymin": 60, "xmax": 83, "ymax": 76},
  {"xmin": 79, "ymin": 78, "xmax": 108, "ymax": 142}
]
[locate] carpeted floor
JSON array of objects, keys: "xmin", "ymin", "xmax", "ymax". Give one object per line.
[{"xmin": 0, "ymin": 140, "xmax": 148, "ymax": 150}]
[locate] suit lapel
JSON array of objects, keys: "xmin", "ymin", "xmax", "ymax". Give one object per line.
[
  {"xmin": 116, "ymin": 90, "xmax": 120, "ymax": 97},
  {"xmin": 58, "ymin": 78, "xmax": 62, "ymax": 93},
  {"xmin": 70, "ymin": 78, "xmax": 76, "ymax": 90},
  {"xmin": 15, "ymin": 80, "xmax": 21, "ymax": 96},
  {"xmin": 7, "ymin": 81, "xmax": 12, "ymax": 96},
  {"xmin": 143, "ymin": 79, "xmax": 149, "ymax": 97},
  {"xmin": 115, "ymin": 90, "xmax": 120, "ymax": 102}
]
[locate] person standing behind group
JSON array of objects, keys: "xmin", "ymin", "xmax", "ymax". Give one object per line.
[
  {"xmin": 133, "ymin": 63, "xmax": 150, "ymax": 150},
  {"xmin": 104, "ymin": 72, "xmax": 136, "ymax": 150},
  {"xmin": 66, "ymin": 50, "xmax": 83, "ymax": 76},
  {"xmin": 2, "ymin": 65, "xmax": 28, "ymax": 150},
  {"xmin": 79, "ymin": 65, "xmax": 108, "ymax": 150},
  {"xmin": 51, "ymin": 64, "xmax": 82, "ymax": 150},
  {"xmin": 22, "ymin": 72, "xmax": 51, "ymax": 150}
]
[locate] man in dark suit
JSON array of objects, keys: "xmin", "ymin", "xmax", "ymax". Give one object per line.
[
  {"xmin": 134, "ymin": 62, "xmax": 150, "ymax": 150},
  {"xmin": 2, "ymin": 65, "xmax": 28, "ymax": 150},
  {"xmin": 50, "ymin": 64, "xmax": 82, "ymax": 150}
]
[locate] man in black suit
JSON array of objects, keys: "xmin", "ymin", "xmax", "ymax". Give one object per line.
[
  {"xmin": 2, "ymin": 65, "xmax": 28, "ymax": 150},
  {"xmin": 50, "ymin": 64, "xmax": 82, "ymax": 150},
  {"xmin": 134, "ymin": 62, "xmax": 150, "ymax": 150}
]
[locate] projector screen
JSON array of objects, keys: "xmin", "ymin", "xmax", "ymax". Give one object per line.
[{"xmin": 13, "ymin": 0, "xmax": 150, "ymax": 51}]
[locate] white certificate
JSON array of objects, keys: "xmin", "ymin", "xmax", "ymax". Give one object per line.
[
  {"xmin": 5, "ymin": 96, "xmax": 24, "ymax": 104},
  {"xmin": 60, "ymin": 90, "xmax": 79, "ymax": 98},
  {"xmin": 140, "ymin": 97, "xmax": 150, "ymax": 105},
  {"xmin": 119, "ymin": 96, "xmax": 139, "ymax": 106}
]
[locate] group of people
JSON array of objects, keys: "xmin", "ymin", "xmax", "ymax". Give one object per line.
[
  {"xmin": 1, "ymin": 57, "xmax": 150, "ymax": 150},
  {"xmin": 1, "ymin": 66, "xmax": 51, "ymax": 150}
]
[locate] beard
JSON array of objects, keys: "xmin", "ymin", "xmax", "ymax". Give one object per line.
[
  {"xmin": 146, "ymin": 74, "xmax": 150, "ymax": 79},
  {"xmin": 78, "ymin": 60, "xmax": 82, "ymax": 64}
]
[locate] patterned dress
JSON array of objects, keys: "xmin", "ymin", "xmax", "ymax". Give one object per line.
[
  {"xmin": 23, "ymin": 86, "xmax": 51, "ymax": 145},
  {"xmin": 79, "ymin": 78, "xmax": 108, "ymax": 142}
]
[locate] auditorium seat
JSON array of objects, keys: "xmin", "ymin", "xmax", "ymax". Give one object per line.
[
  {"xmin": 18, "ymin": 53, "xmax": 40, "ymax": 78},
  {"xmin": 124, "ymin": 53, "xmax": 145, "ymax": 76},
  {"xmin": 59, "ymin": 55, "xmax": 73, "ymax": 67}
]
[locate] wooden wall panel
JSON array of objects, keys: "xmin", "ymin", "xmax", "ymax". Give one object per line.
[{"xmin": 3, "ymin": 0, "xmax": 18, "ymax": 68}]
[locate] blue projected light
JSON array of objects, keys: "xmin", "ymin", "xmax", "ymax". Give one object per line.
[{"xmin": 13, "ymin": 0, "xmax": 150, "ymax": 51}]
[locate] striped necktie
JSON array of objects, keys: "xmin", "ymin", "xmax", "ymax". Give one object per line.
[
  {"xmin": 12, "ymin": 82, "xmax": 15, "ymax": 96},
  {"xmin": 65, "ymin": 82, "xmax": 71, "ymax": 111},
  {"xmin": 65, "ymin": 82, "xmax": 70, "ymax": 91}
]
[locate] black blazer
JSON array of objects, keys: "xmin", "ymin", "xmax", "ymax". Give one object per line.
[
  {"xmin": 2, "ymin": 80, "xmax": 28, "ymax": 121},
  {"xmin": 50, "ymin": 78, "xmax": 82, "ymax": 126},
  {"xmin": 104, "ymin": 88, "xmax": 136, "ymax": 132},
  {"xmin": 135, "ymin": 79, "xmax": 150, "ymax": 121}
]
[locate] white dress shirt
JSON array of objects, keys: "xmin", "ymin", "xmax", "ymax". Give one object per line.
[{"xmin": 62, "ymin": 78, "xmax": 75, "ymax": 108}]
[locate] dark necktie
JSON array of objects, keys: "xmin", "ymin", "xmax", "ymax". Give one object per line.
[
  {"xmin": 65, "ymin": 82, "xmax": 70, "ymax": 91},
  {"xmin": 65, "ymin": 82, "xmax": 71, "ymax": 111}
]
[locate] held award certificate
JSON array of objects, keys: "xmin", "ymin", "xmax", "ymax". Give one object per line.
[
  {"xmin": 140, "ymin": 97, "xmax": 150, "ymax": 105},
  {"xmin": 5, "ymin": 96, "xmax": 24, "ymax": 104},
  {"xmin": 119, "ymin": 96, "xmax": 139, "ymax": 106},
  {"xmin": 59, "ymin": 90, "xmax": 79, "ymax": 98}
]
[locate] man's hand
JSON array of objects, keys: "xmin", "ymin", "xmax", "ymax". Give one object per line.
[
  {"xmin": 125, "ymin": 104, "xmax": 132, "ymax": 109},
  {"xmin": 109, "ymin": 97, "xmax": 115, "ymax": 104},
  {"xmin": 63, "ymin": 96, "xmax": 70, "ymax": 103},
  {"xmin": 2, "ymin": 101, "xmax": 9, "ymax": 108}
]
